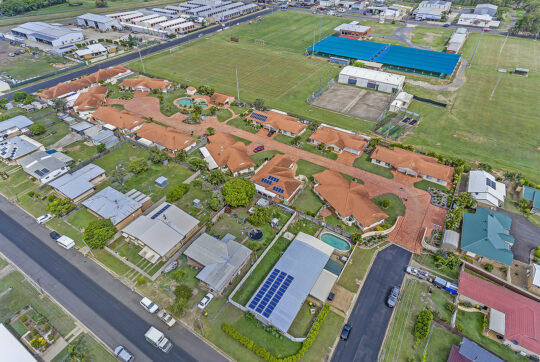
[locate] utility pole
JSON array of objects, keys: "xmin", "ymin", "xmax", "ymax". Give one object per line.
[
  {"xmin": 312, "ymin": 29, "xmax": 316, "ymax": 58},
  {"xmin": 137, "ymin": 40, "xmax": 146, "ymax": 73},
  {"xmin": 319, "ymin": 18, "xmax": 322, "ymax": 43},
  {"xmin": 235, "ymin": 65, "xmax": 240, "ymax": 101}
]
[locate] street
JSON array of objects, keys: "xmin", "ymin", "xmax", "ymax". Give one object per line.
[
  {"xmin": 332, "ymin": 244, "xmax": 411, "ymax": 362},
  {"xmin": 0, "ymin": 196, "xmax": 228, "ymax": 362}
]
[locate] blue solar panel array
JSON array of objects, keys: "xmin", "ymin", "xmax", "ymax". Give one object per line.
[
  {"xmin": 151, "ymin": 203, "xmax": 171, "ymax": 219},
  {"xmin": 261, "ymin": 177, "xmax": 273, "ymax": 185},
  {"xmin": 250, "ymin": 112, "xmax": 268, "ymax": 122},
  {"xmin": 268, "ymin": 176, "xmax": 280, "ymax": 183},
  {"xmin": 272, "ymin": 186, "xmax": 284, "ymax": 194},
  {"xmin": 248, "ymin": 268, "xmax": 294, "ymax": 319},
  {"xmin": 486, "ymin": 178, "xmax": 496, "ymax": 190}
]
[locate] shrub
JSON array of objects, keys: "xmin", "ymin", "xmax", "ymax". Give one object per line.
[
  {"xmin": 174, "ymin": 284, "xmax": 193, "ymax": 300},
  {"xmin": 166, "ymin": 184, "xmax": 189, "ymax": 202},
  {"xmin": 169, "ymin": 297, "xmax": 187, "ymax": 317},
  {"xmin": 136, "ymin": 277, "xmax": 147, "ymax": 286},
  {"xmin": 96, "ymin": 143, "xmax": 106, "ymax": 153},
  {"xmin": 171, "ymin": 268, "xmax": 186, "ymax": 282},
  {"xmin": 414, "ymin": 309, "xmax": 433, "ymax": 342},
  {"xmin": 446, "ymin": 303, "xmax": 456, "ymax": 314},
  {"xmin": 222, "ymin": 178, "xmax": 256, "ymax": 207},
  {"xmin": 20, "ymin": 315, "xmax": 28, "ymax": 323},
  {"xmin": 29, "ymin": 123, "xmax": 46, "ymax": 135},
  {"xmin": 128, "ymin": 158, "xmax": 148, "ymax": 174},
  {"xmin": 83, "ymin": 219, "xmax": 116, "ymax": 248},
  {"xmin": 380, "ymin": 199, "xmax": 391, "ymax": 208},
  {"xmin": 535, "ymin": 249, "xmax": 540, "ymax": 258},
  {"xmin": 484, "ymin": 263, "xmax": 494, "ymax": 272},
  {"xmin": 208, "ymin": 198, "xmax": 220, "ymax": 211},
  {"xmin": 455, "ymin": 323, "xmax": 464, "ymax": 333}
]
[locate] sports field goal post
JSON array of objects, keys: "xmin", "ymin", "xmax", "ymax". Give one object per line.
[{"xmin": 254, "ymin": 39, "xmax": 265, "ymax": 46}]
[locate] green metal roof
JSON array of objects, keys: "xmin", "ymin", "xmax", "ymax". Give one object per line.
[
  {"xmin": 461, "ymin": 207, "xmax": 514, "ymax": 266},
  {"xmin": 523, "ymin": 186, "xmax": 540, "ymax": 210}
]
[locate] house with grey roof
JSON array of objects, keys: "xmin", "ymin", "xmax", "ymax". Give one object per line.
[
  {"xmin": 83, "ymin": 186, "xmax": 150, "ymax": 229},
  {"xmin": 0, "ymin": 115, "xmax": 33, "ymax": 138},
  {"xmin": 49, "ymin": 163, "xmax": 106, "ymax": 202},
  {"xmin": 467, "ymin": 170, "xmax": 506, "ymax": 208},
  {"xmin": 0, "ymin": 135, "xmax": 43, "ymax": 164},
  {"xmin": 19, "ymin": 150, "xmax": 73, "ymax": 184},
  {"xmin": 474, "ymin": 3, "xmax": 498, "ymax": 16},
  {"xmin": 70, "ymin": 121, "xmax": 94, "ymax": 134},
  {"xmin": 83, "ymin": 125, "xmax": 119, "ymax": 149},
  {"xmin": 184, "ymin": 233, "xmax": 252, "ymax": 294},
  {"xmin": 122, "ymin": 202, "xmax": 200, "ymax": 263},
  {"xmin": 447, "ymin": 337, "xmax": 503, "ymax": 362}
]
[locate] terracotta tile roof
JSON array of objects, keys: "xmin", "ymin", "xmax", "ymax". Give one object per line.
[
  {"xmin": 309, "ymin": 126, "xmax": 367, "ymax": 152},
  {"xmin": 187, "ymin": 86, "xmax": 196, "ymax": 91},
  {"xmin": 248, "ymin": 110, "xmax": 307, "ymax": 136},
  {"xmin": 135, "ymin": 123, "xmax": 195, "ymax": 151},
  {"xmin": 313, "ymin": 170, "xmax": 387, "ymax": 228},
  {"xmin": 120, "ymin": 77, "xmax": 171, "ymax": 90},
  {"xmin": 210, "ymin": 92, "xmax": 233, "ymax": 104},
  {"xmin": 371, "ymin": 146, "xmax": 454, "ymax": 184},
  {"xmin": 92, "ymin": 106, "xmax": 144, "ymax": 130},
  {"xmin": 206, "ymin": 133, "xmax": 255, "ymax": 173},
  {"xmin": 458, "ymin": 272, "xmax": 540, "ymax": 355},
  {"xmin": 251, "ymin": 154, "xmax": 303, "ymax": 201},
  {"xmin": 73, "ymin": 86, "xmax": 108, "ymax": 111},
  {"xmin": 38, "ymin": 65, "xmax": 128, "ymax": 99},
  {"xmin": 447, "ymin": 345, "xmax": 470, "ymax": 362}
]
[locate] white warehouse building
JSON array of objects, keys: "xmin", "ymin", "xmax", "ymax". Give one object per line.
[
  {"xmin": 338, "ymin": 66, "xmax": 405, "ymax": 93},
  {"xmin": 11, "ymin": 22, "xmax": 83, "ymax": 47},
  {"xmin": 76, "ymin": 13, "xmax": 120, "ymax": 31}
]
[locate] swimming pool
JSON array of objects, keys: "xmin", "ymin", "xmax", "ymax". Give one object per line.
[
  {"xmin": 320, "ymin": 232, "xmax": 350, "ymax": 251},
  {"xmin": 176, "ymin": 98, "xmax": 208, "ymax": 108}
]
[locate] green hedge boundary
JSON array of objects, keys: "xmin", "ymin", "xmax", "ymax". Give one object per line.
[{"xmin": 222, "ymin": 304, "xmax": 330, "ymax": 362}]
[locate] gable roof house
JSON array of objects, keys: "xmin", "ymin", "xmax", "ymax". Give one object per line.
[
  {"xmin": 19, "ymin": 150, "xmax": 73, "ymax": 184},
  {"xmin": 447, "ymin": 337, "xmax": 503, "ymax": 362},
  {"xmin": 82, "ymin": 186, "xmax": 151, "ymax": 229},
  {"xmin": 92, "ymin": 106, "xmax": 144, "ymax": 133},
  {"xmin": 122, "ymin": 202, "xmax": 200, "ymax": 263},
  {"xmin": 135, "ymin": 123, "xmax": 196, "ymax": 154},
  {"xmin": 199, "ymin": 133, "xmax": 255, "ymax": 176},
  {"xmin": 522, "ymin": 186, "xmax": 540, "ymax": 215},
  {"xmin": 461, "ymin": 207, "xmax": 514, "ymax": 266},
  {"xmin": 49, "ymin": 163, "xmax": 106, "ymax": 203},
  {"xmin": 0, "ymin": 115, "xmax": 33, "ymax": 138},
  {"xmin": 72, "ymin": 85, "xmax": 108, "ymax": 117},
  {"xmin": 83, "ymin": 125, "xmax": 119, "ymax": 149},
  {"xmin": 251, "ymin": 154, "xmax": 303, "ymax": 203},
  {"xmin": 309, "ymin": 126, "xmax": 367, "ymax": 155},
  {"xmin": 184, "ymin": 233, "xmax": 252, "ymax": 294},
  {"xmin": 248, "ymin": 110, "xmax": 307, "ymax": 137},
  {"xmin": 210, "ymin": 92, "xmax": 234, "ymax": 106},
  {"xmin": 0, "ymin": 135, "xmax": 43, "ymax": 164},
  {"xmin": 371, "ymin": 146, "xmax": 454, "ymax": 187},
  {"xmin": 120, "ymin": 77, "xmax": 172, "ymax": 92},
  {"xmin": 313, "ymin": 170, "xmax": 388, "ymax": 230},
  {"xmin": 458, "ymin": 272, "xmax": 540, "ymax": 357},
  {"xmin": 467, "ymin": 170, "xmax": 506, "ymax": 208}
]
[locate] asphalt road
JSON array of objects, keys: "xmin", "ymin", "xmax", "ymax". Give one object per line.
[
  {"xmin": 3, "ymin": 7, "xmax": 274, "ymax": 100},
  {"xmin": 0, "ymin": 196, "xmax": 228, "ymax": 362},
  {"xmin": 498, "ymin": 208, "xmax": 540, "ymax": 263},
  {"xmin": 332, "ymin": 244, "xmax": 411, "ymax": 362}
]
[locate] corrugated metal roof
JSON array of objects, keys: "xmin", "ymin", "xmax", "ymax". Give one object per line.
[
  {"xmin": 0, "ymin": 115, "xmax": 33, "ymax": 133},
  {"xmin": 77, "ymin": 13, "xmax": 116, "ymax": 23},
  {"xmin": 49, "ymin": 163, "xmax": 105, "ymax": 199},
  {"xmin": 82, "ymin": 186, "xmax": 142, "ymax": 225}
]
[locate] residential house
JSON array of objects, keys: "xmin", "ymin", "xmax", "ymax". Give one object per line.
[
  {"xmin": 92, "ymin": 106, "xmax": 144, "ymax": 134},
  {"xmin": 0, "ymin": 135, "xmax": 43, "ymax": 164},
  {"xmin": 186, "ymin": 86, "xmax": 197, "ymax": 95},
  {"xmin": 184, "ymin": 233, "xmax": 251, "ymax": 294},
  {"xmin": 308, "ymin": 126, "xmax": 367, "ymax": 155},
  {"xmin": 0, "ymin": 115, "xmax": 33, "ymax": 138},
  {"xmin": 458, "ymin": 272, "xmax": 540, "ymax": 358},
  {"xmin": 370, "ymin": 146, "xmax": 454, "ymax": 187},
  {"xmin": 247, "ymin": 110, "xmax": 307, "ymax": 137},
  {"xmin": 210, "ymin": 92, "xmax": 234, "ymax": 106},
  {"xmin": 82, "ymin": 187, "xmax": 151, "ymax": 229},
  {"xmin": 334, "ymin": 22, "xmax": 372, "ymax": 39},
  {"xmin": 461, "ymin": 206, "xmax": 514, "ymax": 266},
  {"xmin": 474, "ymin": 3, "xmax": 498, "ymax": 16},
  {"xmin": 522, "ymin": 186, "xmax": 540, "ymax": 215},
  {"xmin": 389, "ymin": 91, "xmax": 414, "ymax": 111},
  {"xmin": 49, "ymin": 163, "xmax": 106, "ymax": 203},
  {"xmin": 19, "ymin": 150, "xmax": 73, "ymax": 184},
  {"xmin": 199, "ymin": 133, "xmax": 255, "ymax": 176},
  {"xmin": 135, "ymin": 123, "xmax": 196, "ymax": 154},
  {"xmin": 73, "ymin": 85, "xmax": 108, "ymax": 118},
  {"xmin": 122, "ymin": 202, "xmax": 200, "ymax": 263},
  {"xmin": 119, "ymin": 77, "xmax": 172, "ymax": 92},
  {"xmin": 70, "ymin": 121, "xmax": 94, "ymax": 135},
  {"xmin": 313, "ymin": 170, "xmax": 387, "ymax": 230},
  {"xmin": 458, "ymin": 13, "xmax": 500, "ymax": 28},
  {"xmin": 467, "ymin": 170, "xmax": 506, "ymax": 208},
  {"xmin": 447, "ymin": 337, "xmax": 503, "ymax": 362},
  {"xmin": 74, "ymin": 43, "xmax": 108, "ymax": 59},
  {"xmin": 83, "ymin": 125, "xmax": 119, "ymax": 148},
  {"xmin": 251, "ymin": 154, "xmax": 303, "ymax": 203},
  {"xmin": 413, "ymin": 0, "xmax": 451, "ymax": 21}
]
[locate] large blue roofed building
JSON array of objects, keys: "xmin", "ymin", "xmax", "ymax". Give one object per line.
[{"xmin": 307, "ymin": 36, "xmax": 461, "ymax": 78}]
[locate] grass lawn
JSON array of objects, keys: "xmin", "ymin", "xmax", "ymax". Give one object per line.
[
  {"xmin": 250, "ymin": 150, "xmax": 282, "ymax": 166},
  {"xmin": 233, "ymin": 237, "xmax": 292, "ymax": 306},
  {"xmin": 295, "ymin": 160, "xmax": 327, "ymax": 179},
  {"xmin": 227, "ymin": 117, "xmax": 259, "ymax": 133},
  {"xmin": 117, "ymin": 242, "xmax": 144, "ymax": 265},
  {"xmin": 93, "ymin": 143, "xmax": 148, "ymax": 172},
  {"xmin": 230, "ymin": 104, "xmax": 249, "ymax": 115},
  {"xmin": 414, "ymin": 179, "xmax": 449, "ymax": 192},
  {"xmin": 338, "ymin": 242, "xmax": 387, "ymax": 293},
  {"xmin": 93, "ymin": 249, "xmax": 132, "ymax": 276},
  {"xmin": 411, "ymin": 26, "xmax": 454, "ymax": 51},
  {"xmin": 207, "ymin": 208, "xmax": 250, "ymax": 241},
  {"xmin": 371, "ymin": 193, "xmax": 406, "ymax": 225},
  {"xmin": 289, "ymin": 302, "xmax": 317, "ymax": 338},
  {"xmin": 10, "ymin": 319, "xmax": 28, "ymax": 337},
  {"xmin": 455, "ymin": 311, "xmax": 528, "ymax": 361},
  {"xmin": 353, "ymin": 154, "xmax": 394, "ymax": 179},
  {"xmin": 381, "ymin": 279, "xmax": 457, "ymax": 362},
  {"xmin": 287, "ymin": 218, "xmax": 320, "ymax": 236},
  {"xmin": 52, "ymin": 333, "xmax": 115, "ymax": 362},
  {"xmin": 18, "ymin": 194, "xmax": 48, "ymax": 217},
  {"xmin": 175, "ymin": 182, "xmax": 214, "ymax": 223},
  {"xmin": 301, "ymin": 310, "xmax": 344, "ymax": 361},
  {"xmin": 66, "ymin": 208, "xmax": 98, "ymax": 230},
  {"xmin": 63, "ymin": 141, "xmax": 98, "ymax": 164},
  {"xmin": 31, "ymin": 119, "xmax": 70, "ymax": 148},
  {"xmin": 292, "ymin": 187, "xmax": 324, "ymax": 215},
  {"xmin": 0, "ymin": 52, "xmax": 68, "ymax": 81},
  {"xmin": 128, "ymin": 12, "xmax": 373, "ymax": 134},
  {"xmin": 232, "ymin": 135, "xmax": 252, "ymax": 145},
  {"xmin": 324, "ymin": 214, "xmax": 360, "ymax": 234},
  {"xmin": 302, "ymin": 143, "xmax": 338, "ymax": 160},
  {"xmin": 217, "ymin": 109, "xmax": 233, "ymax": 122},
  {"xmin": 46, "ymin": 218, "xmax": 85, "ymax": 248},
  {"xmin": 413, "ymin": 253, "xmax": 460, "ymax": 282},
  {"xmin": 0, "ymin": 270, "xmax": 75, "ymax": 336}
]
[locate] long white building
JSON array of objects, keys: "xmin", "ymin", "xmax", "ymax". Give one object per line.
[
  {"xmin": 11, "ymin": 22, "xmax": 83, "ymax": 47},
  {"xmin": 338, "ymin": 66, "xmax": 405, "ymax": 93}
]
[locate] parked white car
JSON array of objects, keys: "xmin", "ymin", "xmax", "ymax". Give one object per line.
[
  {"xmin": 197, "ymin": 293, "xmax": 214, "ymax": 309},
  {"xmin": 114, "ymin": 346, "xmax": 134, "ymax": 362},
  {"xmin": 36, "ymin": 214, "xmax": 54, "ymax": 224},
  {"xmin": 140, "ymin": 297, "xmax": 159, "ymax": 313}
]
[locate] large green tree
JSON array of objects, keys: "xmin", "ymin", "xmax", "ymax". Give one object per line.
[
  {"xmin": 83, "ymin": 219, "xmax": 116, "ymax": 248},
  {"xmin": 222, "ymin": 178, "xmax": 256, "ymax": 207}
]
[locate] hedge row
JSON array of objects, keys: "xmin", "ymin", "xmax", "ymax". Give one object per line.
[
  {"xmin": 414, "ymin": 309, "xmax": 433, "ymax": 342},
  {"xmin": 222, "ymin": 305, "xmax": 330, "ymax": 362}
]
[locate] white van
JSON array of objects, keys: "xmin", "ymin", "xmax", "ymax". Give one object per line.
[{"xmin": 56, "ymin": 236, "xmax": 75, "ymax": 250}]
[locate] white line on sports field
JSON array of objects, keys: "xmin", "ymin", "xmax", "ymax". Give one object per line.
[
  {"xmin": 490, "ymin": 76, "xmax": 503, "ymax": 100},
  {"xmin": 499, "ymin": 34, "xmax": 509, "ymax": 56}
]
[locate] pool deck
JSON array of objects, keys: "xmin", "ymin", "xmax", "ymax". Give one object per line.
[{"xmin": 174, "ymin": 95, "xmax": 211, "ymax": 110}]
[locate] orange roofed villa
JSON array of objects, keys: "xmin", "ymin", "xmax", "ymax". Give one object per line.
[
  {"xmin": 313, "ymin": 170, "xmax": 388, "ymax": 231},
  {"xmin": 251, "ymin": 154, "xmax": 304, "ymax": 203},
  {"xmin": 371, "ymin": 146, "xmax": 454, "ymax": 187},
  {"xmin": 199, "ymin": 133, "xmax": 255, "ymax": 176},
  {"xmin": 72, "ymin": 85, "xmax": 108, "ymax": 118},
  {"xmin": 92, "ymin": 106, "xmax": 144, "ymax": 134},
  {"xmin": 210, "ymin": 92, "xmax": 235, "ymax": 106},
  {"xmin": 248, "ymin": 109, "xmax": 307, "ymax": 138},
  {"xmin": 120, "ymin": 77, "xmax": 172, "ymax": 92},
  {"xmin": 135, "ymin": 123, "xmax": 196, "ymax": 154},
  {"xmin": 308, "ymin": 125, "xmax": 368, "ymax": 155}
]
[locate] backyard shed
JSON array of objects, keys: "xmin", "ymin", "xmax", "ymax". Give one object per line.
[
  {"xmin": 155, "ymin": 176, "xmax": 168, "ymax": 187},
  {"xmin": 441, "ymin": 230, "xmax": 460, "ymax": 251}
]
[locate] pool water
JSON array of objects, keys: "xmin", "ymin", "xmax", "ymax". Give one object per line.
[
  {"xmin": 176, "ymin": 98, "xmax": 208, "ymax": 108},
  {"xmin": 320, "ymin": 232, "xmax": 350, "ymax": 251}
]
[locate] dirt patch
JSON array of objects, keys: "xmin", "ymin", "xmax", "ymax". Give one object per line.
[
  {"xmin": 329, "ymin": 284, "xmax": 354, "ymax": 315},
  {"xmin": 64, "ymin": 145, "xmax": 81, "ymax": 152},
  {"xmin": 422, "ymin": 32, "xmax": 440, "ymax": 43},
  {"xmin": 453, "ymin": 131, "xmax": 487, "ymax": 144}
]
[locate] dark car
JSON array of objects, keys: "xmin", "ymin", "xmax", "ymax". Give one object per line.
[
  {"xmin": 267, "ymin": 129, "xmax": 276, "ymax": 137},
  {"xmin": 340, "ymin": 323, "xmax": 352, "ymax": 340},
  {"xmin": 387, "ymin": 286, "xmax": 400, "ymax": 308},
  {"xmin": 253, "ymin": 145, "xmax": 264, "ymax": 153},
  {"xmin": 49, "ymin": 231, "xmax": 61, "ymax": 240},
  {"xmin": 442, "ymin": 24, "xmax": 450, "ymax": 27}
]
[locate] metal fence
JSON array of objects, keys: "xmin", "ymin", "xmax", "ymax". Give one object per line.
[
  {"xmin": 8, "ymin": 62, "xmax": 85, "ymax": 88},
  {"xmin": 306, "ymin": 76, "xmax": 337, "ymax": 105}
]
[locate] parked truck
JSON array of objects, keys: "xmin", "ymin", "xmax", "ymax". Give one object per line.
[{"xmin": 145, "ymin": 327, "xmax": 173, "ymax": 353}]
